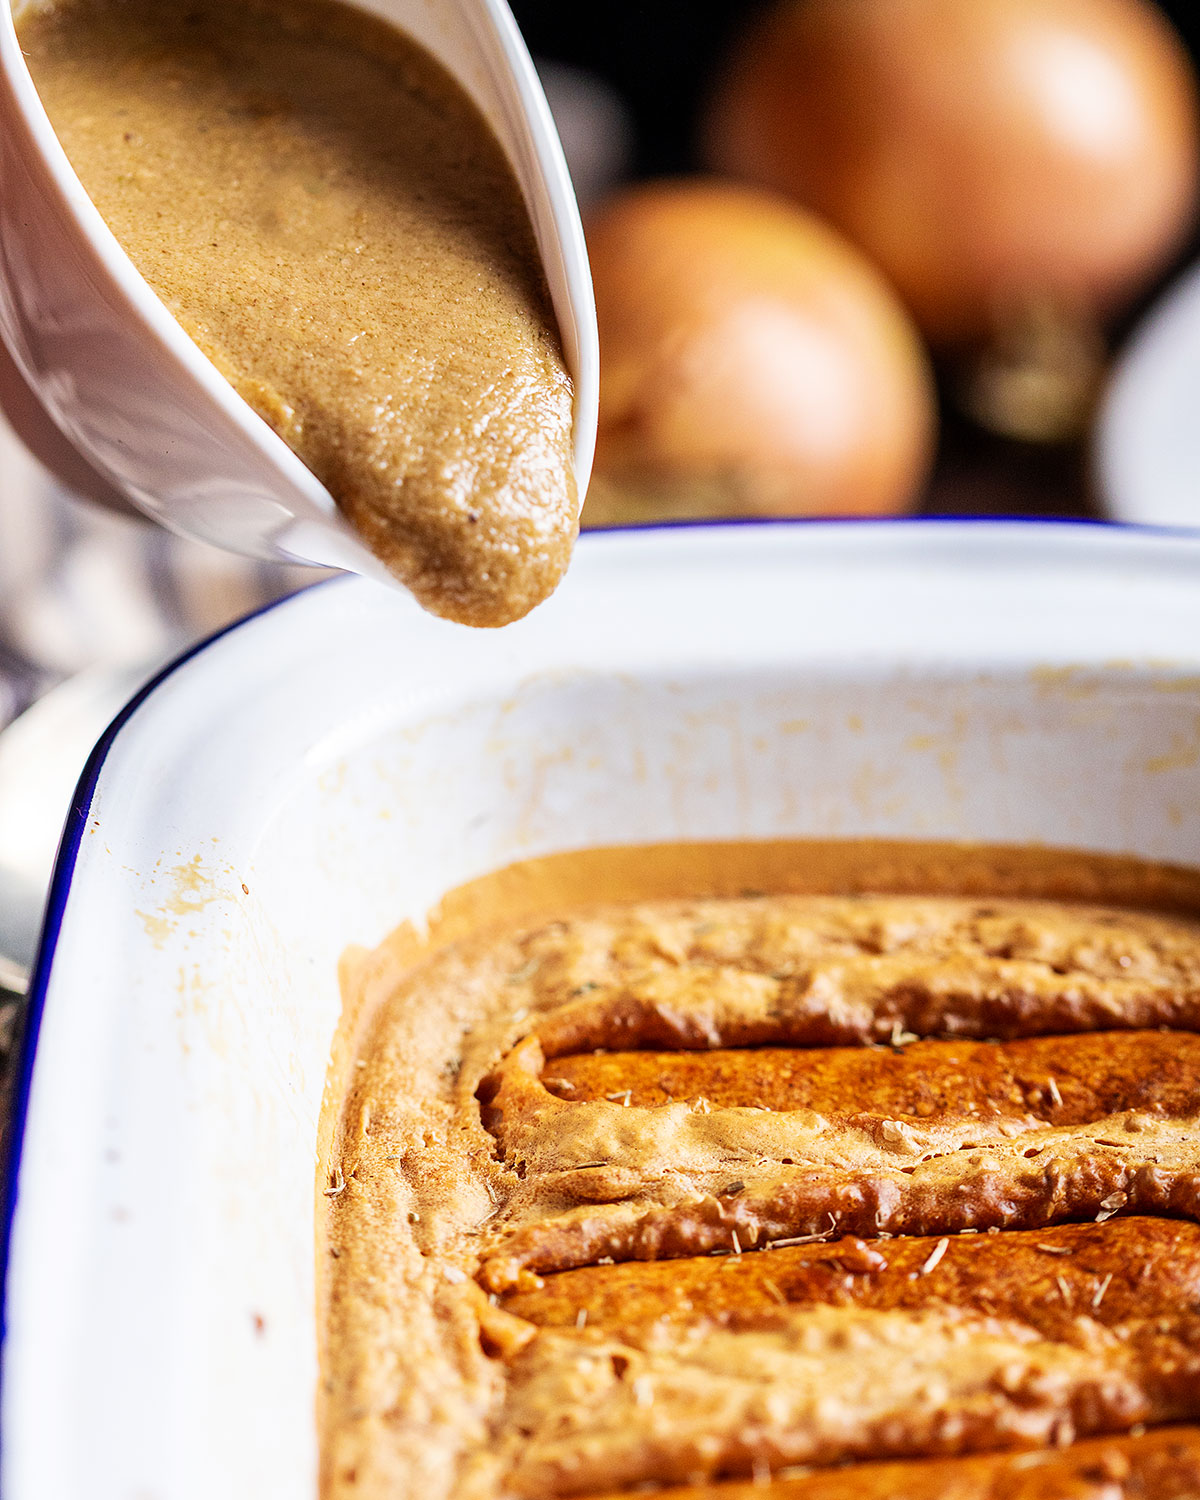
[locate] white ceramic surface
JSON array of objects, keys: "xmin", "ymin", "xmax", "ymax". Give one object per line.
[
  {"xmin": 7, "ymin": 521, "xmax": 1200, "ymax": 1498},
  {"xmin": 0, "ymin": 0, "xmax": 598, "ymax": 576},
  {"xmin": 0, "ymin": 661, "xmax": 159, "ymax": 988},
  {"xmin": 1097, "ymin": 259, "xmax": 1200, "ymax": 527}
]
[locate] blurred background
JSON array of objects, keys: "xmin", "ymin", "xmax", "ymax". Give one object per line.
[
  {"xmin": 519, "ymin": 0, "xmax": 1200, "ymax": 526},
  {"xmin": 5, "ymin": 0, "xmax": 1200, "ymax": 966},
  {"xmin": 5, "ymin": 0, "xmax": 1200, "ymax": 702},
  {"xmin": 517, "ymin": 1, "xmax": 1200, "ymax": 186}
]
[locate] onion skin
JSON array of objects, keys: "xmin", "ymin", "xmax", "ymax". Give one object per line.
[
  {"xmin": 706, "ymin": 0, "xmax": 1200, "ymax": 346},
  {"xmin": 586, "ymin": 181, "xmax": 936, "ymax": 519}
]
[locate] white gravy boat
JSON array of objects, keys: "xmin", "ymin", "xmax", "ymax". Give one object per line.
[{"xmin": 0, "ymin": 0, "xmax": 598, "ymax": 581}]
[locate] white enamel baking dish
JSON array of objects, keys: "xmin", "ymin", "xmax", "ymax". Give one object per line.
[{"xmin": 6, "ymin": 519, "xmax": 1200, "ymax": 1499}]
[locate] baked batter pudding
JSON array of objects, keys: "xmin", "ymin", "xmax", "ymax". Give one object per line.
[
  {"xmin": 20, "ymin": 0, "xmax": 577, "ymax": 627},
  {"xmin": 324, "ymin": 846, "xmax": 1200, "ymax": 1499}
]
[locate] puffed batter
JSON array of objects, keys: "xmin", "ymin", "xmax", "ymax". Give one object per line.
[{"xmin": 322, "ymin": 841, "xmax": 1200, "ymax": 1500}]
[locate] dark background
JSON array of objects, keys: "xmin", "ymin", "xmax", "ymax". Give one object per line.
[
  {"xmin": 511, "ymin": 1, "xmax": 1200, "ymax": 179},
  {"xmin": 510, "ymin": 1, "xmax": 1200, "ymax": 519}
]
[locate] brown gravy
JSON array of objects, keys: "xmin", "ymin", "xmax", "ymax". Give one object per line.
[{"xmin": 20, "ymin": 0, "xmax": 578, "ymax": 626}]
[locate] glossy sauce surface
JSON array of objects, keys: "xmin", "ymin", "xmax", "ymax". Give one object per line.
[{"xmin": 21, "ymin": 0, "xmax": 578, "ymax": 625}]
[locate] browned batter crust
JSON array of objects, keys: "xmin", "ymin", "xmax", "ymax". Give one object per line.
[
  {"xmin": 592, "ymin": 1426, "xmax": 1200, "ymax": 1500},
  {"xmin": 494, "ymin": 1220, "xmax": 1200, "ymax": 1494},
  {"xmin": 541, "ymin": 1031, "xmax": 1200, "ymax": 1120},
  {"xmin": 322, "ymin": 852, "xmax": 1200, "ymax": 1500},
  {"xmin": 505, "ymin": 1217, "xmax": 1200, "ymax": 1337}
]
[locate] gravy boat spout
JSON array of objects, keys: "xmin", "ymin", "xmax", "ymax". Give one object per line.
[{"xmin": 0, "ymin": 0, "xmax": 598, "ymax": 581}]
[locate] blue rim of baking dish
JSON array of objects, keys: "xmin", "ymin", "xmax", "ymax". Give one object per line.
[
  {"xmin": 1, "ymin": 511, "xmax": 1197, "ymax": 1366},
  {"xmin": 0, "ymin": 572, "xmax": 315, "ymax": 1350}
]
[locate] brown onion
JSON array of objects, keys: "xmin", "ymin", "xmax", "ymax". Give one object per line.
[
  {"xmin": 584, "ymin": 180, "xmax": 936, "ymax": 522},
  {"xmin": 705, "ymin": 0, "xmax": 1200, "ymax": 348}
]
